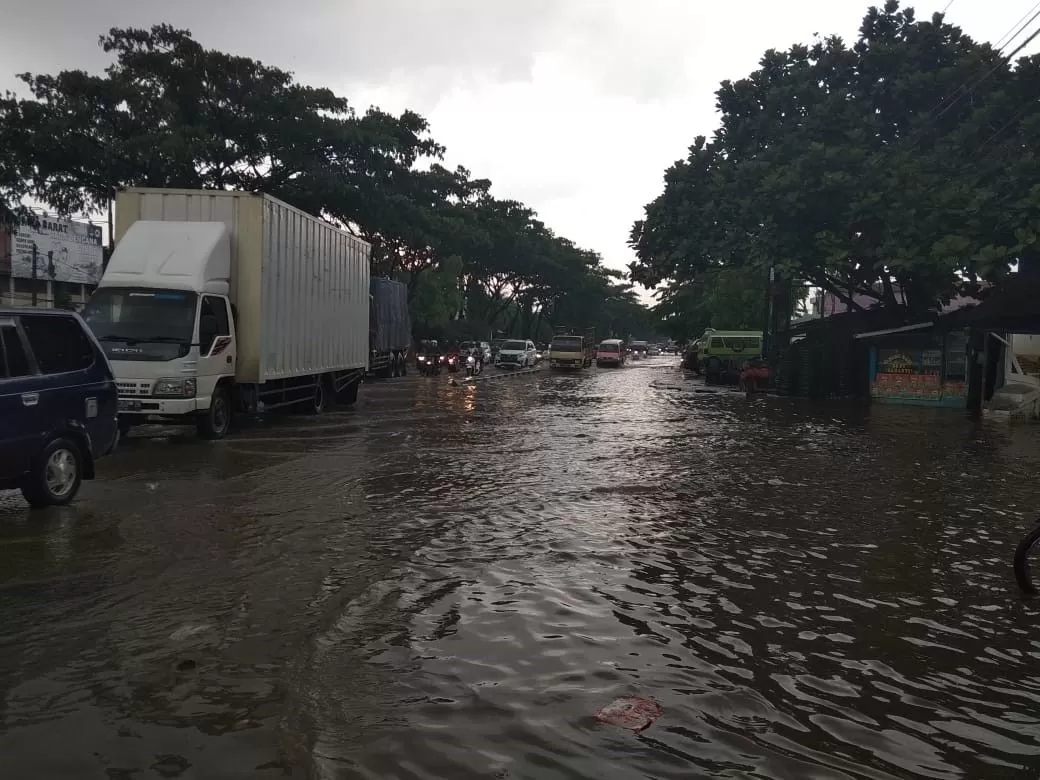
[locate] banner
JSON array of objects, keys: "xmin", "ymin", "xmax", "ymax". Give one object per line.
[{"xmin": 11, "ymin": 216, "xmax": 103, "ymax": 285}]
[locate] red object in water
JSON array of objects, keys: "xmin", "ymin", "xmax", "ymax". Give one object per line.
[
  {"xmin": 741, "ymin": 366, "xmax": 770, "ymax": 382},
  {"xmin": 594, "ymin": 696, "xmax": 663, "ymax": 732}
]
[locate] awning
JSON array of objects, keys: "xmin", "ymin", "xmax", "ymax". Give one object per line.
[{"xmin": 853, "ymin": 322, "xmax": 934, "ymax": 340}]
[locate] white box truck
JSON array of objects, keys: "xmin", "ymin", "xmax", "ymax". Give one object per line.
[{"xmin": 81, "ymin": 188, "xmax": 370, "ymax": 439}]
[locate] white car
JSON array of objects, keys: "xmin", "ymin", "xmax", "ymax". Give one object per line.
[{"xmin": 496, "ymin": 339, "xmax": 538, "ymax": 368}]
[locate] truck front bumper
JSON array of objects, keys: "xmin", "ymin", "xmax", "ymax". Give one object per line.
[{"xmin": 118, "ymin": 397, "xmax": 201, "ymax": 416}]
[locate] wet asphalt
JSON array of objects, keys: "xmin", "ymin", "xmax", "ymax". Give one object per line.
[{"xmin": 2, "ymin": 357, "xmax": 1040, "ymax": 779}]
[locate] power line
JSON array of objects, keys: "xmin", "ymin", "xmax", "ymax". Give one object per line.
[
  {"xmin": 994, "ymin": 1, "xmax": 1040, "ymax": 50},
  {"xmin": 926, "ymin": 7, "xmax": 1040, "ymax": 129},
  {"xmin": 883, "ymin": 3, "xmax": 1040, "ymax": 159},
  {"xmin": 1001, "ymin": 14, "xmax": 1040, "ymax": 59}
]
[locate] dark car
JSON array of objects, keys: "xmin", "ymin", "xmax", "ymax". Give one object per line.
[{"xmin": 0, "ymin": 308, "xmax": 119, "ymax": 507}]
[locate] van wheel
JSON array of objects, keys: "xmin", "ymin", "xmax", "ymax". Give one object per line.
[
  {"xmin": 22, "ymin": 437, "xmax": 83, "ymax": 508},
  {"xmin": 197, "ymin": 385, "xmax": 232, "ymax": 439}
]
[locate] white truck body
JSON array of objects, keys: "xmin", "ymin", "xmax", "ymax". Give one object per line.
[{"xmin": 84, "ymin": 188, "xmax": 371, "ymax": 438}]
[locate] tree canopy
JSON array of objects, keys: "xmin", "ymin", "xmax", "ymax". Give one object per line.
[
  {"xmin": 2, "ymin": 24, "xmax": 654, "ymax": 340},
  {"xmin": 631, "ymin": 0, "xmax": 1040, "ymax": 324}
]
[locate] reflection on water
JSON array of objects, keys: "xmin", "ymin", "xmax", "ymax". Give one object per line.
[{"xmin": 1, "ymin": 360, "xmax": 1040, "ymax": 779}]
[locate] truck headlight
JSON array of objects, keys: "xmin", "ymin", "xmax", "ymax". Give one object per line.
[{"xmin": 153, "ymin": 378, "xmax": 197, "ymax": 397}]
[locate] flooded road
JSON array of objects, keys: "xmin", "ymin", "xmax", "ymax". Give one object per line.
[{"xmin": 2, "ymin": 357, "xmax": 1040, "ymax": 779}]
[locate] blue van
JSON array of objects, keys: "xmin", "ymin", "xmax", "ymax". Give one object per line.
[{"xmin": 0, "ymin": 308, "xmax": 119, "ymax": 507}]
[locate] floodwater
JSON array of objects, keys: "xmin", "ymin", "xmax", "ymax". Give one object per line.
[{"xmin": 2, "ymin": 357, "xmax": 1040, "ymax": 780}]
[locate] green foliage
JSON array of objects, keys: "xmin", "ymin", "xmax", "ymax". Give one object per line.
[
  {"xmin": 631, "ymin": 1, "xmax": 1040, "ymax": 317},
  {"xmin": 406, "ymin": 255, "xmax": 464, "ymax": 338},
  {"xmin": 656, "ymin": 266, "xmax": 766, "ymax": 341},
  {"xmin": 2, "ymin": 24, "xmax": 654, "ymax": 336}
]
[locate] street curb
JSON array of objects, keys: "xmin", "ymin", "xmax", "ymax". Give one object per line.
[{"xmin": 452, "ymin": 367, "xmax": 543, "ymax": 386}]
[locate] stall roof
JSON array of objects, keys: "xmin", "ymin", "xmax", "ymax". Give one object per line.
[
  {"xmin": 955, "ymin": 277, "xmax": 1040, "ymax": 330},
  {"xmin": 854, "ymin": 322, "xmax": 935, "ymax": 340}
]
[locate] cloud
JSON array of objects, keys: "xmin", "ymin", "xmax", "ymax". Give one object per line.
[{"xmin": 4, "ymin": 0, "xmax": 1038, "ymax": 302}]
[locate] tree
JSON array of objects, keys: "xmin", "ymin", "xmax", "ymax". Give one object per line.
[
  {"xmin": 654, "ymin": 265, "xmax": 767, "ymax": 341},
  {"xmin": 0, "ymin": 94, "xmax": 34, "ymax": 228},
  {"xmin": 7, "ymin": 24, "xmax": 442, "ymax": 228},
  {"xmin": 3, "ymin": 23, "xmax": 652, "ymax": 337},
  {"xmin": 631, "ymin": 1, "xmax": 1040, "ymax": 317}
]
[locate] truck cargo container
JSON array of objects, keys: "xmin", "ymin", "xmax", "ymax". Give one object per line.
[
  {"xmin": 81, "ymin": 188, "xmax": 370, "ymax": 439},
  {"xmin": 368, "ymin": 277, "xmax": 411, "ymax": 378}
]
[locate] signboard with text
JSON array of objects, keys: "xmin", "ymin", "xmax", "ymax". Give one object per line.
[
  {"xmin": 11, "ymin": 216, "xmax": 103, "ymax": 285},
  {"xmin": 871, "ymin": 345, "xmax": 967, "ymax": 405}
]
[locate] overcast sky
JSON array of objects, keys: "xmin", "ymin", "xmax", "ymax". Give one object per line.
[{"xmin": 3, "ymin": 0, "xmax": 1039, "ymax": 295}]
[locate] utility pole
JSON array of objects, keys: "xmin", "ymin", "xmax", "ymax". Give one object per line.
[
  {"xmin": 30, "ymin": 243, "xmax": 38, "ymax": 307},
  {"xmin": 762, "ymin": 264, "xmax": 775, "ymax": 359}
]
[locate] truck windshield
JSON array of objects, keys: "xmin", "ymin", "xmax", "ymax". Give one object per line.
[{"xmin": 82, "ymin": 288, "xmax": 198, "ymax": 360}]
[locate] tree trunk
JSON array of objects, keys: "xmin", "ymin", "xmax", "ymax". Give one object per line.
[{"xmin": 817, "ymin": 276, "xmax": 868, "ymax": 312}]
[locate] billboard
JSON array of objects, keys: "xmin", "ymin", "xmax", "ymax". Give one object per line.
[{"xmin": 11, "ymin": 216, "xmax": 103, "ymax": 285}]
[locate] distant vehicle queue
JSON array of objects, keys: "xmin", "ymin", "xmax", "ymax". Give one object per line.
[{"xmin": 413, "ymin": 333, "xmax": 674, "ymax": 376}]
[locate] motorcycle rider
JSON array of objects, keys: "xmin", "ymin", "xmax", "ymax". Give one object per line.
[
  {"xmin": 417, "ymin": 339, "xmax": 442, "ymax": 375},
  {"xmin": 466, "ymin": 344, "xmax": 483, "ymax": 376},
  {"xmin": 444, "ymin": 341, "xmax": 462, "ymax": 373}
]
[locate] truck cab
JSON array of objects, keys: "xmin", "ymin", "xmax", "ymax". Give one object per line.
[
  {"xmin": 549, "ymin": 334, "xmax": 592, "ymax": 369},
  {"xmin": 81, "ymin": 221, "xmax": 237, "ymax": 439}
]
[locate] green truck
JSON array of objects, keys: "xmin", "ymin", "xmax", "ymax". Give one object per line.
[{"xmin": 696, "ymin": 329, "xmax": 763, "ymax": 384}]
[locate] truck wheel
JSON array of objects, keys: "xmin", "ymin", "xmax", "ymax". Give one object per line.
[
  {"xmin": 340, "ymin": 377, "xmax": 360, "ymax": 406},
  {"xmin": 310, "ymin": 376, "xmax": 331, "ymax": 414},
  {"xmin": 197, "ymin": 385, "xmax": 232, "ymax": 440},
  {"xmin": 21, "ymin": 437, "xmax": 84, "ymax": 508},
  {"xmin": 704, "ymin": 357, "xmax": 722, "ymax": 385}
]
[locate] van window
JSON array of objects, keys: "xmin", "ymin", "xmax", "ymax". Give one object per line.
[
  {"xmin": 20, "ymin": 314, "xmax": 94, "ymax": 374},
  {"xmin": 599, "ymin": 343, "xmax": 619, "ymax": 353},
  {"xmin": 1, "ymin": 323, "xmax": 32, "ymax": 378}
]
